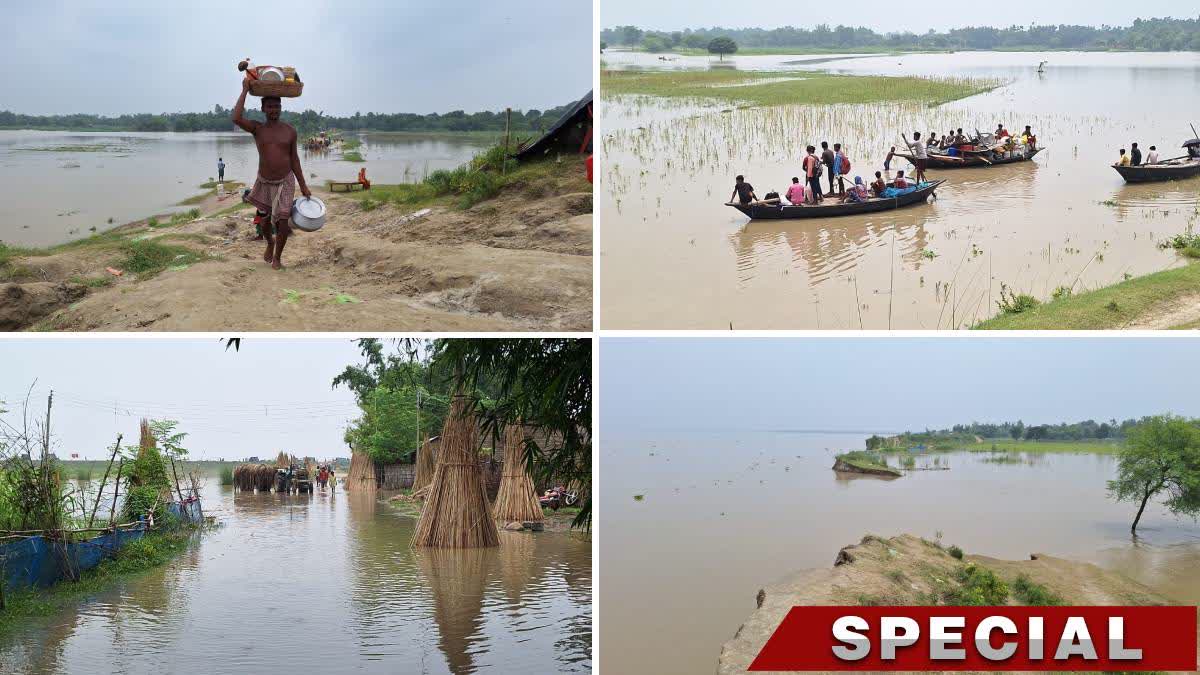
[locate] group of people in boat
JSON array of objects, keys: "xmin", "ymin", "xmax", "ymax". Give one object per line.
[
  {"xmin": 1113, "ymin": 141, "xmax": 1161, "ymax": 166},
  {"xmin": 731, "ymin": 167, "xmax": 920, "ymax": 208}
]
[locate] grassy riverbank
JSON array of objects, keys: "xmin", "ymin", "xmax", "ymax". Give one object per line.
[
  {"xmin": 968, "ymin": 439, "xmax": 1123, "ymax": 455},
  {"xmin": 354, "ymin": 144, "xmax": 566, "ymax": 211},
  {"xmin": 976, "ymin": 262, "xmax": 1200, "ymax": 330},
  {"xmin": 0, "ymin": 531, "xmax": 195, "ymax": 635},
  {"xmin": 600, "ymin": 69, "xmax": 1002, "ymax": 106}
]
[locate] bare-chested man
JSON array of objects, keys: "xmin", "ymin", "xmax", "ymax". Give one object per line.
[{"xmin": 232, "ymin": 78, "xmax": 310, "ymax": 269}]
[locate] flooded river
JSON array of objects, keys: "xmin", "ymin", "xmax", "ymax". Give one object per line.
[
  {"xmin": 599, "ymin": 429, "xmax": 1200, "ymax": 675},
  {"xmin": 599, "ymin": 51, "xmax": 1200, "ymax": 328},
  {"xmin": 0, "ymin": 475, "xmax": 592, "ymax": 674},
  {"xmin": 0, "ymin": 131, "xmax": 492, "ymax": 247}
]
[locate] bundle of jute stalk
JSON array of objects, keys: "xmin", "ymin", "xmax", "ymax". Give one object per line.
[
  {"xmin": 492, "ymin": 423, "xmax": 543, "ymax": 523},
  {"xmin": 413, "ymin": 395, "xmax": 499, "ymax": 548},
  {"xmin": 412, "ymin": 433, "xmax": 436, "ymax": 493}
]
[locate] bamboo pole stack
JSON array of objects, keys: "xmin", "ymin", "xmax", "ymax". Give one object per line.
[
  {"xmin": 492, "ymin": 424, "xmax": 543, "ymax": 523},
  {"xmin": 413, "ymin": 395, "xmax": 499, "ymax": 548},
  {"xmin": 412, "ymin": 433, "xmax": 436, "ymax": 493}
]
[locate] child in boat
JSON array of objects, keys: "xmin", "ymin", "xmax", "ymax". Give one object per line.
[
  {"xmin": 894, "ymin": 170, "xmax": 909, "ymax": 189},
  {"xmin": 871, "ymin": 172, "xmax": 886, "ymax": 197},
  {"xmin": 842, "ymin": 176, "xmax": 870, "ymax": 204}
]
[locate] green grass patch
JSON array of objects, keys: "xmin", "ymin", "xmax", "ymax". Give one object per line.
[
  {"xmin": 219, "ymin": 466, "xmax": 234, "ymax": 486},
  {"xmin": 342, "ymin": 151, "xmax": 365, "ymax": 162},
  {"xmin": 976, "ymin": 263, "xmax": 1200, "ymax": 330},
  {"xmin": 362, "ymin": 143, "xmax": 579, "ymax": 212},
  {"xmin": 600, "ymin": 68, "xmax": 1002, "ymax": 107},
  {"xmin": 117, "ymin": 239, "xmax": 206, "ymax": 278},
  {"xmin": 342, "ymin": 137, "xmax": 362, "ymax": 150},
  {"xmin": 66, "ymin": 275, "xmax": 113, "ymax": 288},
  {"xmin": 971, "ymin": 439, "xmax": 1122, "ymax": 455},
  {"xmin": 836, "ymin": 450, "xmax": 901, "ymax": 475},
  {"xmin": 942, "ymin": 563, "xmax": 1009, "ymax": 606},
  {"xmin": 1012, "ymin": 574, "xmax": 1065, "ymax": 606}
]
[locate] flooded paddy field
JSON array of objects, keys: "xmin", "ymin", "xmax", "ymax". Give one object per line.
[
  {"xmin": 0, "ymin": 131, "xmax": 492, "ymax": 247},
  {"xmin": 599, "ymin": 430, "xmax": 1200, "ymax": 675},
  {"xmin": 600, "ymin": 51, "xmax": 1200, "ymax": 328},
  {"xmin": 0, "ymin": 473, "xmax": 592, "ymax": 674}
]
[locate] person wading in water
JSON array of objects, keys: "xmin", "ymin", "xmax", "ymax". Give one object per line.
[{"xmin": 232, "ymin": 77, "xmax": 311, "ymax": 270}]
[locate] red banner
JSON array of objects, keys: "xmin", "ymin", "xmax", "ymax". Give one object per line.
[{"xmin": 750, "ymin": 606, "xmax": 1197, "ymax": 671}]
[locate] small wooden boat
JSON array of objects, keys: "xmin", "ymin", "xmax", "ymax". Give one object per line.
[
  {"xmin": 897, "ymin": 147, "xmax": 1042, "ymax": 168},
  {"xmin": 728, "ymin": 180, "xmax": 944, "ymax": 220},
  {"xmin": 1112, "ymin": 139, "xmax": 1200, "ymax": 183}
]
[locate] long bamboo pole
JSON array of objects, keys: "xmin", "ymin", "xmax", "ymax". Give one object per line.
[
  {"xmin": 169, "ymin": 456, "xmax": 185, "ymax": 502},
  {"xmin": 87, "ymin": 433, "xmax": 123, "ymax": 529},
  {"xmin": 108, "ymin": 458, "xmax": 124, "ymax": 527}
]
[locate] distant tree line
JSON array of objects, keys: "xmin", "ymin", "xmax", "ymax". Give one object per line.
[
  {"xmin": 0, "ymin": 102, "xmax": 575, "ymax": 136},
  {"xmin": 866, "ymin": 419, "xmax": 1149, "ymax": 450},
  {"xmin": 602, "ymin": 17, "xmax": 1200, "ymax": 52}
]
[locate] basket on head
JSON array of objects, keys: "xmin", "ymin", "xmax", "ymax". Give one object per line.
[{"xmin": 249, "ymin": 80, "xmax": 303, "ymax": 98}]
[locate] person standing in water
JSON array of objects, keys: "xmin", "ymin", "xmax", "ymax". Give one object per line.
[
  {"xmin": 217, "ymin": 157, "xmax": 225, "ymax": 182},
  {"xmin": 232, "ymin": 77, "xmax": 311, "ymax": 270},
  {"xmin": 905, "ymin": 132, "xmax": 928, "ymax": 184}
]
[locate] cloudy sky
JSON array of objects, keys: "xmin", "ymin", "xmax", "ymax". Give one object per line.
[
  {"xmin": 0, "ymin": 0, "xmax": 592, "ymax": 116},
  {"xmin": 602, "ymin": 338, "xmax": 1200, "ymax": 433},
  {"xmin": 0, "ymin": 339, "xmax": 367, "ymax": 460},
  {"xmin": 602, "ymin": 0, "xmax": 1194, "ymax": 33}
]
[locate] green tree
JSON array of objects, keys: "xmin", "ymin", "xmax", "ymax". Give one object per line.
[
  {"xmin": 432, "ymin": 339, "xmax": 591, "ymax": 529},
  {"xmin": 345, "ymin": 385, "xmax": 447, "ymax": 464},
  {"xmin": 1010, "ymin": 420, "xmax": 1024, "ymax": 441},
  {"xmin": 642, "ymin": 35, "xmax": 669, "ymax": 53},
  {"xmin": 1107, "ymin": 415, "xmax": 1200, "ymax": 534},
  {"xmin": 707, "ymin": 37, "xmax": 738, "ymax": 60}
]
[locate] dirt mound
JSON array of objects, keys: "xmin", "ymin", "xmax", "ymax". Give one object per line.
[
  {"xmin": 717, "ymin": 534, "xmax": 1198, "ymax": 675},
  {"xmin": 3, "ymin": 159, "xmax": 592, "ymax": 331},
  {"xmin": 0, "ymin": 282, "xmax": 87, "ymax": 330}
]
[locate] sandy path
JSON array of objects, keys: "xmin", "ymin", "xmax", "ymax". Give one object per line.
[
  {"xmin": 3, "ymin": 173, "xmax": 592, "ymax": 331},
  {"xmin": 1122, "ymin": 293, "xmax": 1200, "ymax": 330}
]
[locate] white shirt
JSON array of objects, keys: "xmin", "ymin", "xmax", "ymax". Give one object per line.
[
  {"xmin": 908, "ymin": 140, "xmax": 928, "ymax": 159},
  {"xmin": 1146, "ymin": 151, "xmax": 1159, "ymax": 164}
]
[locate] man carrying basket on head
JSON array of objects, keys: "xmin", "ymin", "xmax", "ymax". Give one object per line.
[{"xmin": 232, "ymin": 76, "xmax": 311, "ymax": 270}]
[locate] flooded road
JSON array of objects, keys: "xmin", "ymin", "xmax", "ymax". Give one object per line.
[
  {"xmin": 0, "ymin": 475, "xmax": 592, "ymax": 674},
  {"xmin": 599, "ymin": 51, "xmax": 1200, "ymax": 328},
  {"xmin": 599, "ymin": 430, "xmax": 1200, "ymax": 675},
  {"xmin": 0, "ymin": 131, "xmax": 492, "ymax": 247}
]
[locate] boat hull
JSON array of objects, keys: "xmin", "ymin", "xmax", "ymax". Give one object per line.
[
  {"xmin": 898, "ymin": 147, "xmax": 1042, "ymax": 168},
  {"xmin": 728, "ymin": 180, "xmax": 944, "ymax": 220},
  {"xmin": 1112, "ymin": 160, "xmax": 1200, "ymax": 183}
]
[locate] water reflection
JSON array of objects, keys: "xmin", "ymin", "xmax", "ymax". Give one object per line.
[
  {"xmin": 0, "ymin": 473, "xmax": 591, "ymax": 674},
  {"xmin": 0, "ymin": 130, "xmax": 492, "ymax": 247},
  {"xmin": 601, "ymin": 52, "xmax": 1200, "ymax": 328},
  {"xmin": 600, "ymin": 430, "xmax": 1200, "ymax": 675}
]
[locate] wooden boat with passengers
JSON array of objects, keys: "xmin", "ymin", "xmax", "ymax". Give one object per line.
[
  {"xmin": 1112, "ymin": 138, "xmax": 1200, "ymax": 183},
  {"xmin": 727, "ymin": 179, "xmax": 944, "ymax": 220},
  {"xmin": 897, "ymin": 145, "xmax": 1042, "ymax": 169}
]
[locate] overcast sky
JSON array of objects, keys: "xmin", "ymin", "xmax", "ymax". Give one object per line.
[
  {"xmin": 601, "ymin": 338, "xmax": 1200, "ymax": 433},
  {"xmin": 0, "ymin": 339, "xmax": 367, "ymax": 460},
  {"xmin": 602, "ymin": 1, "xmax": 1195, "ymax": 33},
  {"xmin": 0, "ymin": 0, "xmax": 592, "ymax": 117}
]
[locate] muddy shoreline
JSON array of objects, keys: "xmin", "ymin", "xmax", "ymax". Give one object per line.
[
  {"xmin": 718, "ymin": 534, "xmax": 1200, "ymax": 675},
  {"xmin": 0, "ymin": 158, "xmax": 592, "ymax": 331}
]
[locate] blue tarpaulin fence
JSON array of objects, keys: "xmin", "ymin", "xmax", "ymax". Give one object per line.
[{"xmin": 0, "ymin": 498, "xmax": 202, "ymax": 594}]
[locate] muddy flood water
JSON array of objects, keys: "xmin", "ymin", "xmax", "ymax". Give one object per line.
[
  {"xmin": 599, "ymin": 429, "xmax": 1200, "ymax": 674},
  {"xmin": 0, "ymin": 131, "xmax": 491, "ymax": 247},
  {"xmin": 0, "ymin": 475, "xmax": 592, "ymax": 674},
  {"xmin": 600, "ymin": 51, "xmax": 1200, "ymax": 328}
]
